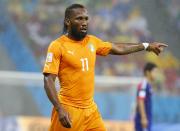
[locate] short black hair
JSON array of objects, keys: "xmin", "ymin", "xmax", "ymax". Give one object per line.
[
  {"xmin": 144, "ymin": 62, "xmax": 157, "ymax": 75},
  {"xmin": 63, "ymin": 4, "xmax": 86, "ymax": 34}
]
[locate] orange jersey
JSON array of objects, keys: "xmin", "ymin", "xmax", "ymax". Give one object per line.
[{"xmin": 43, "ymin": 35, "xmax": 112, "ymax": 108}]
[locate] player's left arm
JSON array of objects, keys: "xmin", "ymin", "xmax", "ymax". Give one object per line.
[{"xmin": 109, "ymin": 42, "xmax": 168, "ymax": 55}]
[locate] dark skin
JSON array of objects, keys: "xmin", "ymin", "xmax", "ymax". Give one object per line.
[
  {"xmin": 44, "ymin": 7, "xmax": 168, "ymax": 128},
  {"xmin": 44, "ymin": 73, "xmax": 72, "ymax": 128}
]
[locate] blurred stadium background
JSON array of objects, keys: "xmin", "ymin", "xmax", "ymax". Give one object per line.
[{"xmin": 0, "ymin": 0, "xmax": 180, "ymax": 131}]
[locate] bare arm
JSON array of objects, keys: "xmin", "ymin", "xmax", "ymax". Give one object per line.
[
  {"xmin": 109, "ymin": 42, "xmax": 168, "ymax": 55},
  {"xmin": 44, "ymin": 73, "xmax": 61, "ymax": 111},
  {"xmin": 138, "ymin": 99, "xmax": 148, "ymax": 129},
  {"xmin": 44, "ymin": 73, "xmax": 71, "ymax": 128}
]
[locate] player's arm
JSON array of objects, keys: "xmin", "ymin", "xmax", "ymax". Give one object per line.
[
  {"xmin": 44, "ymin": 73, "xmax": 72, "ymax": 128},
  {"xmin": 138, "ymin": 99, "xmax": 148, "ymax": 129},
  {"xmin": 109, "ymin": 42, "xmax": 168, "ymax": 55},
  {"xmin": 44, "ymin": 73, "xmax": 61, "ymax": 112}
]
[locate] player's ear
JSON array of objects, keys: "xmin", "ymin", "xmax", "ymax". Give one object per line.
[
  {"xmin": 146, "ymin": 71, "xmax": 151, "ymax": 78},
  {"xmin": 144, "ymin": 71, "xmax": 148, "ymax": 77},
  {"xmin": 65, "ymin": 18, "xmax": 70, "ymax": 26}
]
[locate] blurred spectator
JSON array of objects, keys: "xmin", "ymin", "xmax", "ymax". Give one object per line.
[{"xmin": 4, "ymin": 0, "xmax": 180, "ymax": 93}]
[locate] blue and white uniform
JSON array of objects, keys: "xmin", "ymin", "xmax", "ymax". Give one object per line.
[{"xmin": 135, "ymin": 79, "xmax": 152, "ymax": 131}]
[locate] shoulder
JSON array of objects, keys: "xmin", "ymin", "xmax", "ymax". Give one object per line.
[
  {"xmin": 46, "ymin": 39, "xmax": 63, "ymax": 54},
  {"xmin": 87, "ymin": 35, "xmax": 102, "ymax": 42},
  {"xmin": 48, "ymin": 36, "xmax": 64, "ymax": 49},
  {"xmin": 138, "ymin": 79, "xmax": 148, "ymax": 90}
]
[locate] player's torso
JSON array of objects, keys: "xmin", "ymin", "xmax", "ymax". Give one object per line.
[
  {"xmin": 136, "ymin": 82, "xmax": 152, "ymax": 120},
  {"xmin": 144, "ymin": 84, "xmax": 152, "ymax": 118},
  {"xmin": 56, "ymin": 35, "xmax": 97, "ymax": 107},
  {"xmin": 59, "ymin": 38, "xmax": 96, "ymax": 73}
]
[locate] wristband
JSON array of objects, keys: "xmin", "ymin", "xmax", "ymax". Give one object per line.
[{"xmin": 142, "ymin": 42, "xmax": 149, "ymax": 50}]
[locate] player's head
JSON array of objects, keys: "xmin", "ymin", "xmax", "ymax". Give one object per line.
[
  {"xmin": 144, "ymin": 62, "xmax": 157, "ymax": 81},
  {"xmin": 63, "ymin": 4, "xmax": 89, "ymax": 40}
]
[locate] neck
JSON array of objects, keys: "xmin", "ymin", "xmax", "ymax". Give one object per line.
[
  {"xmin": 145, "ymin": 77, "xmax": 152, "ymax": 84},
  {"xmin": 67, "ymin": 32, "xmax": 84, "ymax": 41}
]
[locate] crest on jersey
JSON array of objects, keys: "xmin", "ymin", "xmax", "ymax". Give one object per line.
[
  {"xmin": 88, "ymin": 43, "xmax": 95, "ymax": 52},
  {"xmin": 46, "ymin": 53, "xmax": 53, "ymax": 62}
]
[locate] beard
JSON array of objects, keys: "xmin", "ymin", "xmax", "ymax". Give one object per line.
[{"xmin": 70, "ymin": 25, "xmax": 87, "ymax": 40}]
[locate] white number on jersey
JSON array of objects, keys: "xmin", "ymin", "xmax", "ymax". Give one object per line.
[{"xmin": 80, "ymin": 58, "xmax": 89, "ymax": 71}]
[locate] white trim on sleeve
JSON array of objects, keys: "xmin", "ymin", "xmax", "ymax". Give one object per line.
[{"xmin": 139, "ymin": 90, "xmax": 146, "ymax": 98}]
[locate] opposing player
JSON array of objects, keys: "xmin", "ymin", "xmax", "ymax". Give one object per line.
[
  {"xmin": 134, "ymin": 62, "xmax": 157, "ymax": 131},
  {"xmin": 43, "ymin": 4, "xmax": 167, "ymax": 131}
]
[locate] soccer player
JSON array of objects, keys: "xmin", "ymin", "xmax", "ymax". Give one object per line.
[
  {"xmin": 43, "ymin": 4, "xmax": 167, "ymax": 131},
  {"xmin": 134, "ymin": 62, "xmax": 158, "ymax": 131}
]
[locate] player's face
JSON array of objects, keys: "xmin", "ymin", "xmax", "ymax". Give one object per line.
[
  {"xmin": 150, "ymin": 67, "xmax": 158, "ymax": 81},
  {"xmin": 68, "ymin": 8, "xmax": 89, "ymax": 40}
]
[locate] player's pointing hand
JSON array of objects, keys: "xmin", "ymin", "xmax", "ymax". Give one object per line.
[{"xmin": 147, "ymin": 42, "xmax": 168, "ymax": 55}]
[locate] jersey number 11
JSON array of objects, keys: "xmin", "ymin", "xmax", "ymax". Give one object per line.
[{"xmin": 80, "ymin": 58, "xmax": 89, "ymax": 71}]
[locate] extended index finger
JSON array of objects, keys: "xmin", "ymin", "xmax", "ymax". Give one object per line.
[{"xmin": 159, "ymin": 43, "xmax": 168, "ymax": 47}]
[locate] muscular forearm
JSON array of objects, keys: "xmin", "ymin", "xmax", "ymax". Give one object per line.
[
  {"xmin": 138, "ymin": 100, "xmax": 147, "ymax": 119},
  {"xmin": 109, "ymin": 43, "xmax": 144, "ymax": 55},
  {"xmin": 44, "ymin": 75, "xmax": 62, "ymax": 111},
  {"xmin": 109, "ymin": 42, "xmax": 168, "ymax": 55},
  {"xmin": 116, "ymin": 42, "xmax": 143, "ymax": 47}
]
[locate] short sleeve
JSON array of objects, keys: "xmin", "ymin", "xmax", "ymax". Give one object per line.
[
  {"xmin": 91, "ymin": 36, "xmax": 112, "ymax": 56},
  {"xmin": 137, "ymin": 81, "xmax": 147, "ymax": 100},
  {"xmin": 138, "ymin": 90, "xmax": 146, "ymax": 99},
  {"xmin": 43, "ymin": 41, "xmax": 61, "ymax": 75}
]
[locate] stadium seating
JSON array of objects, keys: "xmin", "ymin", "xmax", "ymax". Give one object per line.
[{"xmin": 0, "ymin": 0, "xmax": 180, "ymax": 126}]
